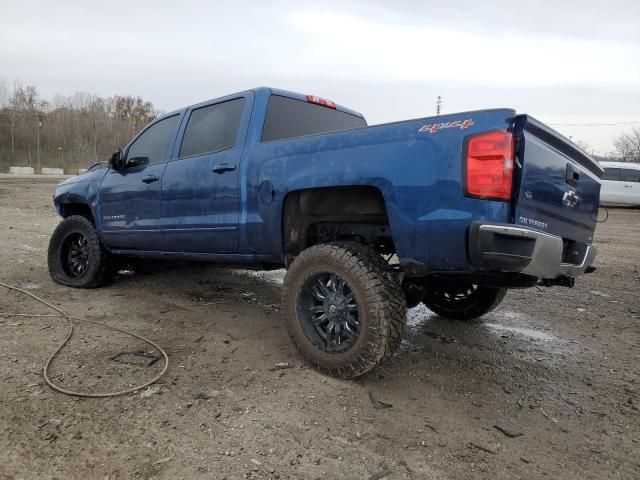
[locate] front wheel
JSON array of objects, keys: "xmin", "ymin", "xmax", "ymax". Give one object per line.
[
  {"xmin": 282, "ymin": 242, "xmax": 406, "ymax": 378},
  {"xmin": 422, "ymin": 283, "xmax": 507, "ymax": 320},
  {"xmin": 48, "ymin": 215, "xmax": 114, "ymax": 288}
]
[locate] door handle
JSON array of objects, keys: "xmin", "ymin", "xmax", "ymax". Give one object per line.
[
  {"xmin": 212, "ymin": 164, "xmax": 236, "ymax": 174},
  {"xmin": 142, "ymin": 175, "xmax": 160, "ymax": 184},
  {"xmin": 624, "ymin": 184, "xmax": 633, "ymax": 188}
]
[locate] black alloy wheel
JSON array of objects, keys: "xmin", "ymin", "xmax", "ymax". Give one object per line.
[
  {"xmin": 60, "ymin": 232, "xmax": 90, "ymax": 278},
  {"xmin": 297, "ymin": 271, "xmax": 361, "ymax": 353},
  {"xmin": 422, "ymin": 283, "xmax": 507, "ymax": 320}
]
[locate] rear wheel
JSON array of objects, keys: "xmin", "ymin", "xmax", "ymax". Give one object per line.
[
  {"xmin": 48, "ymin": 215, "xmax": 114, "ymax": 288},
  {"xmin": 282, "ymin": 242, "xmax": 406, "ymax": 378},
  {"xmin": 422, "ymin": 283, "xmax": 506, "ymax": 320}
]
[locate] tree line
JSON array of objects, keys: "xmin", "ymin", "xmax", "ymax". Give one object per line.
[
  {"xmin": 1, "ymin": 80, "xmax": 639, "ymax": 173},
  {"xmin": 0, "ymin": 80, "xmax": 158, "ymax": 172},
  {"xmin": 612, "ymin": 127, "xmax": 640, "ymax": 163}
]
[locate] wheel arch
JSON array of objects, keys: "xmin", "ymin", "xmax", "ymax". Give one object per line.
[
  {"xmin": 281, "ymin": 185, "xmax": 395, "ymax": 261},
  {"xmin": 57, "ymin": 202, "xmax": 95, "ymax": 224}
]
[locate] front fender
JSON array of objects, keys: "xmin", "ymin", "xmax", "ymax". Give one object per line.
[{"xmin": 53, "ymin": 169, "xmax": 108, "ymax": 222}]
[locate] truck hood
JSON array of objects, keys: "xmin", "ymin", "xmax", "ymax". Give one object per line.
[{"xmin": 57, "ymin": 167, "xmax": 108, "ymax": 188}]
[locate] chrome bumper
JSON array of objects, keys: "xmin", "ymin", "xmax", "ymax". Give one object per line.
[{"xmin": 469, "ymin": 223, "xmax": 597, "ymax": 279}]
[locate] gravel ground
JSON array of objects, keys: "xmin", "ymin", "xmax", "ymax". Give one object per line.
[{"xmin": 0, "ymin": 176, "xmax": 638, "ymax": 480}]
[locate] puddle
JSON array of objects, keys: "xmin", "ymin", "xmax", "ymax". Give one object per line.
[
  {"xmin": 238, "ymin": 269, "xmax": 285, "ymax": 286},
  {"xmin": 404, "ymin": 305, "xmax": 576, "ymax": 357},
  {"xmin": 493, "ymin": 309, "xmax": 527, "ymax": 321},
  {"xmin": 483, "ymin": 322, "xmax": 556, "ymax": 342},
  {"xmin": 406, "ymin": 305, "xmax": 556, "ymax": 342},
  {"xmin": 483, "ymin": 309, "xmax": 560, "ymax": 342}
]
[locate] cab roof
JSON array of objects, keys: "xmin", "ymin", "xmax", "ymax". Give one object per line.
[{"xmin": 162, "ymin": 87, "xmax": 365, "ymax": 120}]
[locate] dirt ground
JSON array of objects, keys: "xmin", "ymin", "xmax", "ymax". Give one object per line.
[{"xmin": 0, "ymin": 175, "xmax": 638, "ymax": 480}]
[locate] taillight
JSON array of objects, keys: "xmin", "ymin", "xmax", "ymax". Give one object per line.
[
  {"xmin": 306, "ymin": 95, "xmax": 337, "ymax": 109},
  {"xmin": 464, "ymin": 130, "xmax": 515, "ymax": 201}
]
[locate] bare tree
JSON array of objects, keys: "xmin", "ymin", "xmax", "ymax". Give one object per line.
[
  {"xmin": 0, "ymin": 79, "xmax": 158, "ymax": 172},
  {"xmin": 613, "ymin": 127, "xmax": 640, "ymax": 163}
]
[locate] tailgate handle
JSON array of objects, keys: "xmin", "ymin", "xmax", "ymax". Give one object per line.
[{"xmin": 566, "ymin": 164, "xmax": 580, "ymax": 187}]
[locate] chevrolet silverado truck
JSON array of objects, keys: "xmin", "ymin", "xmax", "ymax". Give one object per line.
[{"xmin": 48, "ymin": 87, "xmax": 602, "ymax": 377}]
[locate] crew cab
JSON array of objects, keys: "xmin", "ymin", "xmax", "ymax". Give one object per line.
[{"xmin": 48, "ymin": 87, "xmax": 602, "ymax": 377}]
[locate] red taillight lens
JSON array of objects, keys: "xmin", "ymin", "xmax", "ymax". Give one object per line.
[{"xmin": 465, "ymin": 130, "xmax": 515, "ymax": 200}]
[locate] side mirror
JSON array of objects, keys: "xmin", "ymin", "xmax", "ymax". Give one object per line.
[
  {"xmin": 109, "ymin": 149, "xmax": 124, "ymax": 170},
  {"xmin": 126, "ymin": 156, "xmax": 150, "ymax": 168}
]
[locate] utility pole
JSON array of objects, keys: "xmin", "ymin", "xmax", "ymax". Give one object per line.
[
  {"xmin": 93, "ymin": 117, "xmax": 97, "ymax": 163},
  {"xmin": 436, "ymin": 96, "xmax": 442, "ymax": 116},
  {"xmin": 10, "ymin": 110, "xmax": 15, "ymax": 164}
]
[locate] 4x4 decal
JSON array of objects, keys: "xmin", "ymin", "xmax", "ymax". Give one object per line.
[{"xmin": 419, "ymin": 118, "xmax": 474, "ymax": 134}]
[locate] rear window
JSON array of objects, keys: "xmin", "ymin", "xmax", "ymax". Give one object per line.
[
  {"xmin": 622, "ymin": 168, "xmax": 640, "ymax": 183},
  {"xmin": 602, "ymin": 168, "xmax": 622, "ymax": 181},
  {"xmin": 261, "ymin": 95, "xmax": 366, "ymax": 142}
]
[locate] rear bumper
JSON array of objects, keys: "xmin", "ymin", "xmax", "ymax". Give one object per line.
[{"xmin": 469, "ymin": 222, "xmax": 597, "ymax": 279}]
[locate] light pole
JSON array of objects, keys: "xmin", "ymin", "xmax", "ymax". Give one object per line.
[
  {"xmin": 36, "ymin": 120, "xmax": 41, "ymax": 172},
  {"xmin": 58, "ymin": 147, "xmax": 64, "ymax": 171}
]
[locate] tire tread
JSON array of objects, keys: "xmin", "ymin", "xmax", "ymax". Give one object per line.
[
  {"xmin": 282, "ymin": 242, "xmax": 406, "ymax": 378},
  {"xmin": 48, "ymin": 215, "xmax": 114, "ymax": 288}
]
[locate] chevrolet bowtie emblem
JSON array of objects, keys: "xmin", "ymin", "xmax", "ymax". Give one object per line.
[{"xmin": 562, "ymin": 190, "xmax": 579, "ymax": 208}]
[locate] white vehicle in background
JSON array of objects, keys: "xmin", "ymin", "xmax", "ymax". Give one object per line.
[{"xmin": 599, "ymin": 161, "xmax": 640, "ymax": 207}]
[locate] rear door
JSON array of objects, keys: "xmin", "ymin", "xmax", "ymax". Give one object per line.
[
  {"xmin": 161, "ymin": 94, "xmax": 251, "ymax": 253},
  {"xmin": 513, "ymin": 117, "xmax": 602, "ymax": 245},
  {"xmin": 621, "ymin": 167, "xmax": 640, "ymax": 205},
  {"xmin": 99, "ymin": 114, "xmax": 181, "ymax": 250},
  {"xmin": 600, "ymin": 167, "xmax": 624, "ymax": 204}
]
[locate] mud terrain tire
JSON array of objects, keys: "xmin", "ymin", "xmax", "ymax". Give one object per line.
[
  {"xmin": 48, "ymin": 215, "xmax": 114, "ymax": 288},
  {"xmin": 282, "ymin": 242, "xmax": 406, "ymax": 378}
]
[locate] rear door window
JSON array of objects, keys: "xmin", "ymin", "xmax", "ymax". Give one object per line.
[
  {"xmin": 602, "ymin": 168, "xmax": 622, "ymax": 181},
  {"xmin": 179, "ymin": 98, "xmax": 245, "ymax": 158},
  {"xmin": 622, "ymin": 168, "xmax": 640, "ymax": 183},
  {"xmin": 261, "ymin": 95, "xmax": 366, "ymax": 142}
]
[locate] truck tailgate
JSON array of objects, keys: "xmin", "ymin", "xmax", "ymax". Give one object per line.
[{"xmin": 514, "ymin": 116, "xmax": 603, "ymax": 245}]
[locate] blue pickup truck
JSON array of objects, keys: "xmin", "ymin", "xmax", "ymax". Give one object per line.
[{"xmin": 48, "ymin": 87, "xmax": 602, "ymax": 377}]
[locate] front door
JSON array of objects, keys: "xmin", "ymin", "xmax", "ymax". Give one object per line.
[
  {"xmin": 162, "ymin": 96, "xmax": 249, "ymax": 253},
  {"xmin": 99, "ymin": 114, "xmax": 182, "ymax": 251}
]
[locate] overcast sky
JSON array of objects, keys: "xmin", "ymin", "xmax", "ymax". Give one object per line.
[{"xmin": 2, "ymin": 0, "xmax": 639, "ymax": 154}]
